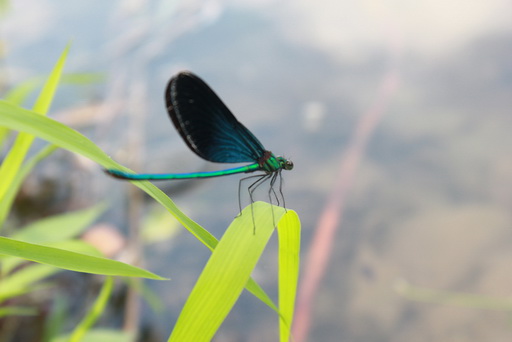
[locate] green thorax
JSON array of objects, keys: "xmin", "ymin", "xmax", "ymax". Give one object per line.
[{"xmin": 258, "ymin": 151, "xmax": 294, "ymax": 173}]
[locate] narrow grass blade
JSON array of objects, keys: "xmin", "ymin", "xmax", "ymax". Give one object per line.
[
  {"xmin": 0, "ymin": 263, "xmax": 58, "ymax": 302},
  {"xmin": 69, "ymin": 276, "xmax": 113, "ymax": 342},
  {"xmin": 0, "ymin": 237, "xmax": 165, "ymax": 280},
  {"xmin": 61, "ymin": 73, "xmax": 105, "ymax": 85},
  {"xmin": 1, "ymin": 204, "xmax": 107, "ymax": 275},
  {"xmin": 53, "ymin": 329, "xmax": 134, "ymax": 342},
  {"xmin": 0, "ymin": 144, "xmax": 57, "ymax": 228},
  {"xmin": 278, "ymin": 210, "xmax": 301, "ymax": 342},
  {"xmin": 0, "ymin": 45, "xmax": 69, "ymax": 202},
  {"xmin": 1, "ymin": 240, "xmax": 103, "ymax": 277},
  {"xmin": 0, "ymin": 306, "xmax": 38, "ymax": 318},
  {"xmin": 0, "ymin": 78, "xmax": 42, "ymax": 145},
  {"xmin": 396, "ymin": 279, "xmax": 512, "ymax": 310},
  {"xmin": 0, "ymin": 71, "xmax": 103, "ymax": 149},
  {"xmin": 12, "ymin": 204, "xmax": 106, "ymax": 243},
  {"xmin": 43, "ymin": 296, "xmax": 68, "ymax": 342},
  {"xmin": 32, "ymin": 45, "xmax": 70, "ymax": 115},
  {"xmin": 4, "ymin": 78, "xmax": 44, "ymax": 106}
]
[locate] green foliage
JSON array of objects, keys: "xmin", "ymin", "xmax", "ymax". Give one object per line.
[
  {"xmin": 0, "ymin": 46, "xmax": 166, "ymax": 281},
  {"xmin": 0, "ymin": 47, "xmax": 166, "ymax": 341},
  {"xmin": 0, "ymin": 46, "xmax": 301, "ymax": 341},
  {"xmin": 169, "ymin": 203, "xmax": 300, "ymax": 341}
]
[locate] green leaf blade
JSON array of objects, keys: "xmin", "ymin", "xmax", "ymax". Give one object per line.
[
  {"xmin": 169, "ymin": 202, "xmax": 286, "ymax": 342},
  {"xmin": 0, "ymin": 263, "xmax": 58, "ymax": 302},
  {"xmin": 0, "ymin": 237, "xmax": 165, "ymax": 280},
  {"xmin": 0, "ymin": 144, "xmax": 57, "ymax": 227},
  {"xmin": 0, "ymin": 46, "xmax": 69, "ymax": 202},
  {"xmin": 69, "ymin": 276, "xmax": 114, "ymax": 342},
  {"xmin": 32, "ymin": 44, "xmax": 70, "ymax": 114},
  {"xmin": 278, "ymin": 210, "xmax": 301, "ymax": 342},
  {"xmin": 12, "ymin": 204, "xmax": 106, "ymax": 244}
]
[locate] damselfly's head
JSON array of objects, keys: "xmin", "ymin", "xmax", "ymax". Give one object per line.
[{"xmin": 277, "ymin": 157, "xmax": 294, "ymax": 171}]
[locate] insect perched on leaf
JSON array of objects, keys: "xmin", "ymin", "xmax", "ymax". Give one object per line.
[{"xmin": 106, "ymin": 72, "xmax": 293, "ymax": 228}]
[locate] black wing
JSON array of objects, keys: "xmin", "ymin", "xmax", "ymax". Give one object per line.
[{"xmin": 165, "ymin": 71, "xmax": 266, "ymax": 163}]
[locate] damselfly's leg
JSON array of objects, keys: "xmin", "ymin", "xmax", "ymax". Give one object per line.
[
  {"xmin": 278, "ymin": 170, "xmax": 287, "ymax": 212},
  {"xmin": 247, "ymin": 173, "xmax": 271, "ymax": 233},
  {"xmin": 269, "ymin": 171, "xmax": 280, "ymax": 206},
  {"xmin": 267, "ymin": 171, "xmax": 280, "ymax": 226},
  {"xmin": 237, "ymin": 173, "xmax": 266, "ymax": 216}
]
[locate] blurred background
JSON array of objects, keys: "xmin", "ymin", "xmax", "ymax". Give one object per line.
[{"xmin": 2, "ymin": 0, "xmax": 512, "ymax": 341}]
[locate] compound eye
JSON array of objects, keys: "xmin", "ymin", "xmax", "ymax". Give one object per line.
[{"xmin": 284, "ymin": 160, "xmax": 294, "ymax": 171}]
